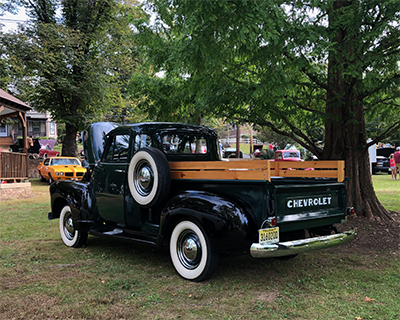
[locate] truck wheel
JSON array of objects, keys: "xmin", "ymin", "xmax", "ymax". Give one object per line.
[
  {"xmin": 59, "ymin": 205, "xmax": 88, "ymax": 248},
  {"xmin": 127, "ymin": 147, "xmax": 171, "ymax": 208},
  {"xmin": 170, "ymin": 220, "xmax": 218, "ymax": 282}
]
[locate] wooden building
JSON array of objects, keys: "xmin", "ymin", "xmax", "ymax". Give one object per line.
[{"xmin": 0, "ymin": 89, "xmax": 31, "ymax": 183}]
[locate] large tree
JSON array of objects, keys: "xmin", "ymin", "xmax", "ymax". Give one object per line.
[
  {"xmin": 1, "ymin": 0, "xmax": 145, "ymax": 156},
  {"xmin": 135, "ymin": 0, "xmax": 400, "ymax": 221}
]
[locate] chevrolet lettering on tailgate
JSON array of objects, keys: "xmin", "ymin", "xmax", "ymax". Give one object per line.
[{"xmin": 287, "ymin": 196, "xmax": 332, "ymax": 209}]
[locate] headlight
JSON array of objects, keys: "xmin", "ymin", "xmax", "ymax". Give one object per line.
[
  {"xmin": 55, "ymin": 172, "xmax": 59, "ymax": 176},
  {"xmin": 60, "ymin": 172, "xmax": 64, "ymax": 176}
]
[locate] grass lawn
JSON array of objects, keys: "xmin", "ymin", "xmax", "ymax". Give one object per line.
[
  {"xmin": 0, "ymin": 177, "xmax": 398, "ymax": 320},
  {"xmin": 372, "ymin": 173, "xmax": 400, "ymax": 212}
]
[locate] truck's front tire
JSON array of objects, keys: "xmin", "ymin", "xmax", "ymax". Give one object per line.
[
  {"xmin": 59, "ymin": 205, "xmax": 88, "ymax": 248},
  {"xmin": 170, "ymin": 220, "xmax": 218, "ymax": 282}
]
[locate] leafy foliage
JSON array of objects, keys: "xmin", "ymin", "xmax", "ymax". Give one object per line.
[
  {"xmin": 1, "ymin": 0, "xmax": 146, "ymax": 155},
  {"xmin": 135, "ymin": 0, "xmax": 400, "ymax": 219},
  {"xmin": 136, "ymin": 0, "xmax": 400, "ymax": 153}
]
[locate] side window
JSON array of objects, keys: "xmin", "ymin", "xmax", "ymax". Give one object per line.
[
  {"xmin": 162, "ymin": 134, "xmax": 207, "ymax": 154},
  {"xmin": 134, "ymin": 134, "xmax": 152, "ymax": 151},
  {"xmin": 44, "ymin": 158, "xmax": 50, "ymax": 166},
  {"xmin": 103, "ymin": 134, "xmax": 130, "ymax": 163},
  {"xmin": 0, "ymin": 123, "xmax": 7, "ymax": 137}
]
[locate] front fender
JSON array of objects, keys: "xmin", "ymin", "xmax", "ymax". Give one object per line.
[
  {"xmin": 160, "ymin": 191, "xmax": 258, "ymax": 253},
  {"xmin": 49, "ymin": 180, "xmax": 93, "ymax": 231}
]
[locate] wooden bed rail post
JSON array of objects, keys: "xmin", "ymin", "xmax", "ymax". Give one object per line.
[{"xmin": 337, "ymin": 160, "xmax": 345, "ymax": 182}]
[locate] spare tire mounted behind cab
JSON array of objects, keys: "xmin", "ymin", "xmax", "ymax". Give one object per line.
[{"xmin": 127, "ymin": 147, "xmax": 171, "ymax": 208}]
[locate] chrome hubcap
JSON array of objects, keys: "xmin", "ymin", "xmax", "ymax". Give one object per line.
[
  {"xmin": 177, "ymin": 230, "xmax": 201, "ymax": 269},
  {"xmin": 64, "ymin": 214, "xmax": 75, "ymax": 240},
  {"xmin": 133, "ymin": 160, "xmax": 154, "ymax": 196}
]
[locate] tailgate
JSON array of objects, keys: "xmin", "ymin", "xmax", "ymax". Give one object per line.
[{"xmin": 273, "ymin": 181, "xmax": 347, "ymax": 232}]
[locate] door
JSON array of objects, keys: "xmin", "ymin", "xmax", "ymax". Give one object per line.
[{"xmin": 93, "ymin": 133, "xmax": 130, "ymax": 226}]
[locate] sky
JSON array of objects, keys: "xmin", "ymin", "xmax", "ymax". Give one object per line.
[
  {"xmin": 0, "ymin": 3, "xmax": 154, "ymax": 32},
  {"xmin": 0, "ymin": 8, "xmax": 28, "ymax": 32}
]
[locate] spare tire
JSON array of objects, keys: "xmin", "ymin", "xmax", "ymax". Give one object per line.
[{"xmin": 127, "ymin": 147, "xmax": 171, "ymax": 208}]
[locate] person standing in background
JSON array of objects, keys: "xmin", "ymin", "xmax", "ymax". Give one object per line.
[
  {"xmin": 389, "ymin": 154, "xmax": 396, "ymax": 180},
  {"xmin": 393, "ymin": 147, "xmax": 400, "ymax": 180}
]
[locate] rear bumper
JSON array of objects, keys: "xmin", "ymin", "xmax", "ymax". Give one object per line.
[{"xmin": 250, "ymin": 230, "xmax": 356, "ymax": 258}]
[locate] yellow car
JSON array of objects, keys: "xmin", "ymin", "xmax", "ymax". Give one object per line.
[{"xmin": 37, "ymin": 156, "xmax": 86, "ymax": 184}]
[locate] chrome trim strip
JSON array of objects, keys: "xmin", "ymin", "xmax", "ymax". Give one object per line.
[{"xmin": 250, "ymin": 230, "xmax": 356, "ymax": 258}]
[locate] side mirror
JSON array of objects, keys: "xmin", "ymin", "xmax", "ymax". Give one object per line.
[{"xmin": 81, "ymin": 159, "xmax": 89, "ymax": 169}]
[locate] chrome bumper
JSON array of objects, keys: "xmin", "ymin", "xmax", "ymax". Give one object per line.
[{"xmin": 250, "ymin": 230, "xmax": 356, "ymax": 258}]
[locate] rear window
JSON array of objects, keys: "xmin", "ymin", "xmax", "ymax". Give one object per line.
[{"xmin": 162, "ymin": 134, "xmax": 207, "ymax": 155}]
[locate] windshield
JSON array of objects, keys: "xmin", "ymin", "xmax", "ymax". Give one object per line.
[
  {"xmin": 51, "ymin": 158, "xmax": 81, "ymax": 166},
  {"xmin": 283, "ymin": 152, "xmax": 300, "ymax": 159}
]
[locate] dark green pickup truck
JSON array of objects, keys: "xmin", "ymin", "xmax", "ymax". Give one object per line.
[{"xmin": 48, "ymin": 122, "xmax": 355, "ymax": 281}]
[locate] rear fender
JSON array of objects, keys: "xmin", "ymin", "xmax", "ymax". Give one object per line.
[{"xmin": 160, "ymin": 191, "xmax": 258, "ymax": 253}]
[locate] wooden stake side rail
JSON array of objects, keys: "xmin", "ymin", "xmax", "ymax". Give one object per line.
[{"xmin": 169, "ymin": 160, "xmax": 345, "ymax": 182}]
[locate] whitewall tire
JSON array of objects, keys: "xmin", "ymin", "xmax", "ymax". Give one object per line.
[
  {"xmin": 170, "ymin": 220, "xmax": 218, "ymax": 282},
  {"xmin": 59, "ymin": 205, "xmax": 88, "ymax": 248}
]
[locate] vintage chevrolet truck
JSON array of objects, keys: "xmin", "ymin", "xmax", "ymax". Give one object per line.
[{"xmin": 48, "ymin": 122, "xmax": 355, "ymax": 281}]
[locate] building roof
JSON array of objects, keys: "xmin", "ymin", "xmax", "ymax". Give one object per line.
[{"xmin": 0, "ymin": 89, "xmax": 32, "ymax": 119}]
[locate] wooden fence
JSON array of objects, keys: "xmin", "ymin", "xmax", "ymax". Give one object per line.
[{"xmin": 0, "ymin": 151, "xmax": 29, "ymax": 181}]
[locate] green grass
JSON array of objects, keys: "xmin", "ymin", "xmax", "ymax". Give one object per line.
[
  {"xmin": 372, "ymin": 173, "xmax": 400, "ymax": 212},
  {"xmin": 0, "ymin": 179, "xmax": 399, "ymax": 320}
]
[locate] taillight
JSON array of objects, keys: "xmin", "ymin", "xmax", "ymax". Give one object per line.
[{"xmin": 266, "ymin": 217, "xmax": 277, "ymax": 226}]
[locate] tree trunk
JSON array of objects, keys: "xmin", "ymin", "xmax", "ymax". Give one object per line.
[
  {"xmin": 61, "ymin": 122, "xmax": 78, "ymax": 157},
  {"xmin": 324, "ymin": 0, "xmax": 393, "ymax": 222}
]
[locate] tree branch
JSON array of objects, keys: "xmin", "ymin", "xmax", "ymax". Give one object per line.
[
  {"xmin": 253, "ymin": 114, "xmax": 323, "ymax": 158},
  {"xmin": 366, "ymin": 121, "xmax": 400, "ymax": 148}
]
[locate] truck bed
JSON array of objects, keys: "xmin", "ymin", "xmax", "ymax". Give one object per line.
[
  {"xmin": 169, "ymin": 159, "xmax": 345, "ymax": 182},
  {"xmin": 169, "ymin": 159, "xmax": 347, "ymax": 233}
]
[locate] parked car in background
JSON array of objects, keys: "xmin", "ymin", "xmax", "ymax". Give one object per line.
[
  {"xmin": 274, "ymin": 150, "xmax": 302, "ymax": 162},
  {"xmin": 372, "ymin": 155, "xmax": 391, "ymax": 174},
  {"xmin": 38, "ymin": 157, "xmax": 86, "ymax": 184},
  {"xmin": 39, "ymin": 139, "xmax": 60, "ymax": 159},
  {"xmin": 223, "ymin": 147, "xmax": 243, "ymax": 158},
  {"xmin": 372, "ymin": 147, "xmax": 394, "ymax": 174}
]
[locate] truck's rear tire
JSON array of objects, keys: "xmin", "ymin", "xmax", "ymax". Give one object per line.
[
  {"xmin": 127, "ymin": 147, "xmax": 170, "ymax": 208},
  {"xmin": 59, "ymin": 205, "xmax": 88, "ymax": 248},
  {"xmin": 170, "ymin": 220, "xmax": 218, "ymax": 282}
]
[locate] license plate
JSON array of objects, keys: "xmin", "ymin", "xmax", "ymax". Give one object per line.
[{"xmin": 259, "ymin": 227, "xmax": 279, "ymax": 244}]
